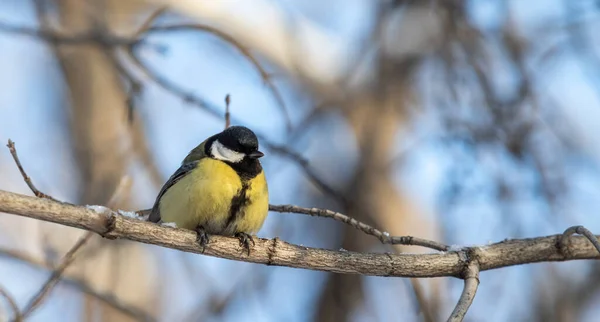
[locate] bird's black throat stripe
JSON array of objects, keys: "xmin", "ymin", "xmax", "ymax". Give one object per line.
[
  {"xmin": 226, "ymin": 181, "xmax": 251, "ymax": 231},
  {"xmin": 224, "ymin": 161, "xmax": 260, "ymax": 232},
  {"xmin": 225, "ymin": 159, "xmax": 262, "ymax": 181}
]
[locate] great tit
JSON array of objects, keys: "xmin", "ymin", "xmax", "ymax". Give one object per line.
[{"xmin": 148, "ymin": 126, "xmax": 268, "ymax": 254}]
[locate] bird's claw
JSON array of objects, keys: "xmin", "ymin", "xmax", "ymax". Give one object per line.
[
  {"xmin": 195, "ymin": 225, "xmax": 210, "ymax": 252},
  {"xmin": 235, "ymin": 232, "xmax": 255, "ymax": 256}
]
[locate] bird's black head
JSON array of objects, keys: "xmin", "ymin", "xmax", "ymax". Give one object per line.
[
  {"xmin": 204, "ymin": 126, "xmax": 264, "ymax": 179},
  {"xmin": 217, "ymin": 126, "xmax": 263, "ymax": 158}
]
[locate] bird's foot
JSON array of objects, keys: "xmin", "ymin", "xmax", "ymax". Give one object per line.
[
  {"xmin": 235, "ymin": 232, "xmax": 255, "ymax": 256},
  {"xmin": 195, "ymin": 225, "xmax": 210, "ymax": 252}
]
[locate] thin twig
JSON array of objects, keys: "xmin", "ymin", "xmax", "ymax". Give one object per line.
[
  {"xmin": 269, "ymin": 204, "xmax": 449, "ymax": 251},
  {"xmin": 225, "ymin": 94, "xmax": 231, "ymax": 129},
  {"xmin": 0, "ymin": 285, "xmax": 22, "ymax": 322},
  {"xmin": 20, "ymin": 232, "xmax": 94, "ymax": 319},
  {"xmin": 6, "ymin": 140, "xmax": 56, "ymax": 200},
  {"xmin": 561, "ymin": 225, "xmax": 600, "ymax": 254},
  {"xmin": 448, "ymin": 261, "xmax": 480, "ymax": 322}
]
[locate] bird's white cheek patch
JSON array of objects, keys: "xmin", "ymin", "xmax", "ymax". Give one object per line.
[{"xmin": 211, "ymin": 140, "xmax": 245, "ymax": 163}]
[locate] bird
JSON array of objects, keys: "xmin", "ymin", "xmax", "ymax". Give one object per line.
[{"xmin": 147, "ymin": 125, "xmax": 268, "ymax": 254}]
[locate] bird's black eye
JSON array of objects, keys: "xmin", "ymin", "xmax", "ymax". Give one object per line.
[
  {"xmin": 234, "ymin": 141, "xmax": 247, "ymax": 153},
  {"xmin": 237, "ymin": 139, "xmax": 258, "ymax": 153}
]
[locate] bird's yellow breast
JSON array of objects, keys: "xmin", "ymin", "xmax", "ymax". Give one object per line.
[{"xmin": 158, "ymin": 158, "xmax": 268, "ymax": 235}]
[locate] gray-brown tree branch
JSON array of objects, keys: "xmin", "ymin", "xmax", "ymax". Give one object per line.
[{"xmin": 0, "ymin": 190, "xmax": 598, "ymax": 279}]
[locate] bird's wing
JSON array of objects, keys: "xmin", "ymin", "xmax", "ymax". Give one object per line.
[
  {"xmin": 149, "ymin": 161, "xmax": 199, "ymax": 223},
  {"xmin": 182, "ymin": 139, "xmax": 208, "ymax": 164}
]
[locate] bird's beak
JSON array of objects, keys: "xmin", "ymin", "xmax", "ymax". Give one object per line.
[{"xmin": 248, "ymin": 150, "xmax": 264, "ymax": 159}]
